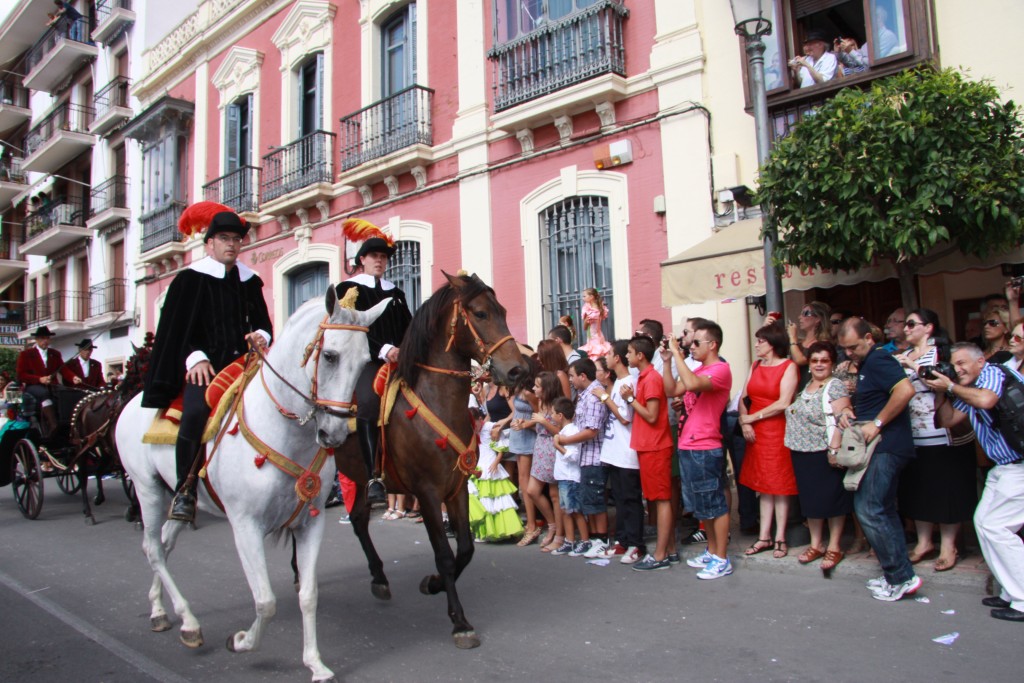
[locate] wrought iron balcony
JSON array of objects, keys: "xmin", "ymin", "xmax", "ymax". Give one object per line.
[
  {"xmin": 94, "ymin": 0, "xmax": 135, "ymax": 44},
  {"xmin": 0, "ymin": 157, "xmax": 27, "ymax": 205},
  {"xmin": 262, "ymin": 131, "xmax": 335, "ymax": 203},
  {"xmin": 21, "ymin": 195, "xmax": 92, "ymax": 257},
  {"xmin": 0, "ymin": 234, "xmax": 28, "ymax": 281},
  {"xmin": 0, "ymin": 79, "xmax": 30, "ymax": 132},
  {"xmin": 88, "ymin": 278, "xmax": 128, "ymax": 319},
  {"xmin": 23, "ymin": 102, "xmax": 96, "ymax": 174},
  {"xmin": 141, "ymin": 202, "xmax": 185, "ymax": 252},
  {"xmin": 339, "ymin": 85, "xmax": 434, "ymax": 171},
  {"xmin": 92, "ymin": 76, "xmax": 132, "ymax": 135},
  {"xmin": 24, "ymin": 18, "xmax": 97, "ymax": 94},
  {"xmin": 88, "ymin": 175, "xmax": 130, "ymax": 231},
  {"xmin": 488, "ymin": 0, "xmax": 628, "ymax": 112},
  {"xmin": 204, "ymin": 165, "xmax": 261, "ymax": 214},
  {"xmin": 25, "ymin": 290, "xmax": 90, "ymax": 327}
]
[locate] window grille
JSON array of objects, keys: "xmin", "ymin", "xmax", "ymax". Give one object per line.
[
  {"xmin": 539, "ymin": 196, "xmax": 613, "ymax": 342},
  {"xmin": 385, "ymin": 240, "xmax": 422, "ymax": 311}
]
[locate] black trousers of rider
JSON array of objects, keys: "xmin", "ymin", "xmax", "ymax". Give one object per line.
[
  {"xmin": 354, "ymin": 361, "xmax": 383, "ymax": 478},
  {"xmin": 175, "ymin": 383, "xmax": 210, "ymax": 491}
]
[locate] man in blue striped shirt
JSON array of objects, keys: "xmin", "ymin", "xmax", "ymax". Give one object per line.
[{"xmin": 927, "ymin": 342, "xmax": 1024, "ymax": 623}]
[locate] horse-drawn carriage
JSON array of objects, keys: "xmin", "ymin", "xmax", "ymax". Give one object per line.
[{"xmin": 0, "ymin": 381, "xmax": 135, "ymax": 522}]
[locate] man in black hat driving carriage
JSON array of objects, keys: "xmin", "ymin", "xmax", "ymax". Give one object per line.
[
  {"xmin": 15, "ymin": 325, "xmax": 64, "ymax": 437},
  {"xmin": 61, "ymin": 338, "xmax": 105, "ymax": 390},
  {"xmin": 142, "ymin": 203, "xmax": 273, "ymax": 522},
  {"xmin": 336, "ymin": 219, "xmax": 413, "ymax": 505}
]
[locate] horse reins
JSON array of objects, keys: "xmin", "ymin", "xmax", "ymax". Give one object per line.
[{"xmin": 443, "ymin": 300, "xmax": 516, "ymax": 373}]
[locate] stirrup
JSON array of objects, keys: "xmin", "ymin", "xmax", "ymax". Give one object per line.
[
  {"xmin": 168, "ymin": 490, "xmax": 197, "ymax": 522},
  {"xmin": 366, "ymin": 478, "xmax": 387, "ymax": 503}
]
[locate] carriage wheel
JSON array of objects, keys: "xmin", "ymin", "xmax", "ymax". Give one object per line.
[
  {"xmin": 11, "ymin": 439, "xmax": 44, "ymax": 519},
  {"xmin": 56, "ymin": 466, "xmax": 82, "ymax": 495}
]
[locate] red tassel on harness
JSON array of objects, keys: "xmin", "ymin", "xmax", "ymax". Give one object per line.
[
  {"xmin": 405, "ymin": 406, "xmax": 419, "ymax": 419},
  {"xmin": 435, "ymin": 435, "xmax": 448, "ymax": 450},
  {"xmin": 254, "ymin": 454, "xmax": 267, "ymax": 468},
  {"xmin": 309, "ymin": 507, "xmax": 320, "ymax": 517}
]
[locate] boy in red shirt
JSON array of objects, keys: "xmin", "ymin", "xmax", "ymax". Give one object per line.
[{"xmin": 621, "ymin": 335, "xmax": 676, "ymax": 571}]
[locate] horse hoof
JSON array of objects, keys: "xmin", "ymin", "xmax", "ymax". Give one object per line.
[
  {"xmin": 225, "ymin": 633, "xmax": 238, "ymax": 652},
  {"xmin": 371, "ymin": 582, "xmax": 392, "ymax": 601},
  {"xmin": 453, "ymin": 631, "xmax": 480, "ymax": 649},
  {"xmin": 94, "ymin": 494, "xmax": 105, "ymax": 506},
  {"xmin": 179, "ymin": 628, "xmax": 204, "ymax": 648},
  {"xmin": 150, "ymin": 615, "xmax": 173, "ymax": 632},
  {"xmin": 419, "ymin": 576, "xmax": 435, "ymax": 595},
  {"xmin": 84, "ymin": 516, "xmax": 96, "ymax": 526}
]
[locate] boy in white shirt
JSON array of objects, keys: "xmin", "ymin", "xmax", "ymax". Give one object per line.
[{"xmin": 551, "ymin": 396, "xmax": 590, "ymax": 556}]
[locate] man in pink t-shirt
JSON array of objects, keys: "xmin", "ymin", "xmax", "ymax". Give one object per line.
[{"xmin": 663, "ymin": 320, "xmax": 733, "ymax": 580}]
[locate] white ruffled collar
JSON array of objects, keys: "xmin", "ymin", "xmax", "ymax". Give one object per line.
[
  {"xmin": 347, "ymin": 273, "xmax": 395, "ymax": 290},
  {"xmin": 189, "ymin": 256, "xmax": 256, "ymax": 282}
]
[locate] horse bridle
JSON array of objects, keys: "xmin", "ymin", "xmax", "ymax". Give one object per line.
[
  {"xmin": 255, "ymin": 316, "xmax": 368, "ymax": 424},
  {"xmin": 441, "ymin": 299, "xmax": 516, "ymax": 375}
]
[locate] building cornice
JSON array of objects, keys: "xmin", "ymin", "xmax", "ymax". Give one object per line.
[{"xmin": 134, "ymin": 0, "xmax": 289, "ymax": 103}]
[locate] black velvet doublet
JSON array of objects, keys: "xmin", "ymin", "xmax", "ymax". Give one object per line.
[{"xmin": 335, "ymin": 276, "xmax": 413, "ymax": 361}]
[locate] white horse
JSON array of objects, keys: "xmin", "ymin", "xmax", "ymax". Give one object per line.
[{"xmin": 116, "ymin": 287, "xmax": 389, "ymax": 683}]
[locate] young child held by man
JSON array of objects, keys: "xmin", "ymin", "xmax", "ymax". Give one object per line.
[{"xmin": 551, "ymin": 397, "xmax": 591, "ymax": 556}]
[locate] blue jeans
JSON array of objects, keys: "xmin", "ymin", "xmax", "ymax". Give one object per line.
[
  {"xmin": 678, "ymin": 448, "xmax": 729, "ymax": 521},
  {"xmin": 854, "ymin": 450, "xmax": 914, "ymax": 584}
]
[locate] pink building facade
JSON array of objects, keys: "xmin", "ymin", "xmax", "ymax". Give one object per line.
[{"xmin": 130, "ymin": 0, "xmax": 710, "ymax": 347}]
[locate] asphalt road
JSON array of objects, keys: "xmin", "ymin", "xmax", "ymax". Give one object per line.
[{"xmin": 0, "ymin": 479, "xmax": 1018, "ymax": 683}]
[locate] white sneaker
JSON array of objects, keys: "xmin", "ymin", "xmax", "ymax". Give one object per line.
[
  {"xmin": 871, "ymin": 575, "xmax": 922, "ymax": 602},
  {"xmin": 583, "ymin": 538, "xmax": 608, "ymax": 558},
  {"xmin": 599, "ymin": 543, "xmax": 627, "ymax": 559},
  {"xmin": 866, "ymin": 575, "xmax": 887, "ymax": 591},
  {"xmin": 696, "ymin": 556, "xmax": 733, "ymax": 580},
  {"xmin": 620, "ymin": 546, "xmax": 642, "ymax": 564}
]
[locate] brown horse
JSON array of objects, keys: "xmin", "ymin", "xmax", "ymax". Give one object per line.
[{"xmin": 334, "ymin": 271, "xmax": 527, "ymax": 649}]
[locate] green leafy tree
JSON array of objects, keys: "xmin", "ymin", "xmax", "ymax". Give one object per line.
[
  {"xmin": 758, "ymin": 68, "xmax": 1024, "ymax": 308},
  {"xmin": 0, "ymin": 347, "xmax": 17, "ymax": 377}
]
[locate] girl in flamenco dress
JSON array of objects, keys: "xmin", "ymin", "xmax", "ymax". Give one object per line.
[
  {"xmin": 579, "ymin": 288, "xmax": 612, "ymax": 360},
  {"xmin": 467, "ymin": 375, "xmax": 524, "ymax": 542}
]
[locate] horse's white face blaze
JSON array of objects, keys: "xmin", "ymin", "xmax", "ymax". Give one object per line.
[{"xmin": 311, "ymin": 298, "xmax": 391, "ymax": 447}]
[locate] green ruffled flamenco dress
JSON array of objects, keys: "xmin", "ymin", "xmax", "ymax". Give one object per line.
[{"xmin": 468, "ymin": 432, "xmax": 524, "ymax": 542}]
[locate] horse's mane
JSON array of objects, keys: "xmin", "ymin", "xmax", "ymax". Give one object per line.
[{"xmin": 396, "ymin": 273, "xmax": 494, "ymax": 387}]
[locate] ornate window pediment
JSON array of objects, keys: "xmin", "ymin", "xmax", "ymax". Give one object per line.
[
  {"xmin": 212, "ymin": 47, "xmax": 264, "ymax": 108},
  {"xmin": 272, "ymin": 0, "xmax": 337, "ymax": 71}
]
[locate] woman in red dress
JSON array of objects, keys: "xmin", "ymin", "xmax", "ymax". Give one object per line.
[{"xmin": 739, "ymin": 323, "xmax": 799, "ymax": 558}]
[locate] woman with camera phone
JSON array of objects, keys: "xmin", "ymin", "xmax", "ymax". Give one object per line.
[{"xmin": 895, "ymin": 309, "xmax": 977, "ymax": 572}]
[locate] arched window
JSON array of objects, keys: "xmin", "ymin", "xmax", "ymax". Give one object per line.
[
  {"xmin": 288, "ymin": 262, "xmax": 330, "ymax": 317},
  {"xmin": 539, "ymin": 195, "xmax": 613, "ymax": 340},
  {"xmin": 385, "ymin": 240, "xmax": 422, "ymax": 311}
]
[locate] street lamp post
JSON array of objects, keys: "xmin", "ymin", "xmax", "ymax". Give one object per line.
[{"xmin": 729, "ymin": 0, "xmax": 784, "ymax": 317}]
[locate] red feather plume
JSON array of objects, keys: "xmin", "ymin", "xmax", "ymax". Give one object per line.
[
  {"xmin": 342, "ymin": 218, "xmax": 393, "ymax": 247},
  {"xmin": 178, "ymin": 201, "xmax": 235, "ymax": 239}
]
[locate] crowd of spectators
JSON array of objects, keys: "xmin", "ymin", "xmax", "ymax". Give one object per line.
[{"xmin": 342, "ymin": 282, "xmax": 1024, "ymax": 623}]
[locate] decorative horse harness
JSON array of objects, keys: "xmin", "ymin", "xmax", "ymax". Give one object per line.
[
  {"xmin": 200, "ymin": 314, "xmax": 368, "ymax": 529},
  {"xmin": 385, "ymin": 297, "xmax": 516, "ymax": 501}
]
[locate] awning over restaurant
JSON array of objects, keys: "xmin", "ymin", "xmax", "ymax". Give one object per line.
[{"xmin": 661, "ymin": 218, "xmax": 1024, "ymax": 306}]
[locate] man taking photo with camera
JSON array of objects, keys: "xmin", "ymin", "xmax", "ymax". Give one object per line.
[{"xmin": 925, "ymin": 342, "xmax": 1024, "ymax": 623}]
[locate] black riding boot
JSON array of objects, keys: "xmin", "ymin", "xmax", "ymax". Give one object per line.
[
  {"xmin": 168, "ymin": 437, "xmax": 200, "ymax": 522},
  {"xmin": 356, "ymin": 419, "xmax": 387, "ymax": 505}
]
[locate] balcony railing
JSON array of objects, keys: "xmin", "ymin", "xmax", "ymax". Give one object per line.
[
  {"xmin": 25, "ymin": 102, "xmax": 95, "ymax": 156},
  {"xmin": 94, "ymin": 76, "xmax": 130, "ymax": 121},
  {"xmin": 339, "ymin": 85, "xmax": 434, "ymax": 171},
  {"xmin": 141, "ymin": 201, "xmax": 185, "ymax": 252},
  {"xmin": 26, "ymin": 196, "xmax": 88, "ymax": 237},
  {"xmin": 0, "ymin": 79, "xmax": 29, "ymax": 109},
  {"xmin": 0, "ymin": 235, "xmax": 23, "ymax": 260},
  {"xmin": 88, "ymin": 278, "xmax": 127, "ymax": 318},
  {"xmin": 0, "ymin": 157, "xmax": 25, "ymax": 183},
  {"xmin": 25, "ymin": 17, "xmax": 92, "ymax": 74},
  {"xmin": 90, "ymin": 175, "xmax": 128, "ymax": 216},
  {"xmin": 204, "ymin": 165, "xmax": 260, "ymax": 213},
  {"xmin": 96, "ymin": 0, "xmax": 133, "ymax": 23},
  {"xmin": 488, "ymin": 0, "xmax": 628, "ymax": 112},
  {"xmin": 261, "ymin": 131, "xmax": 335, "ymax": 202},
  {"xmin": 25, "ymin": 290, "xmax": 90, "ymax": 327}
]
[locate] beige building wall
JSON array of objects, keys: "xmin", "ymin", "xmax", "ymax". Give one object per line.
[{"xmin": 935, "ymin": 0, "xmax": 1024, "ymax": 99}]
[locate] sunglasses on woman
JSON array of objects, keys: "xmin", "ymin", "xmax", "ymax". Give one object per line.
[
  {"xmin": 1013, "ymin": 334, "xmax": 1024, "ymax": 343},
  {"xmin": 984, "ymin": 319, "xmax": 1003, "ymax": 328},
  {"xmin": 904, "ymin": 320, "xmax": 922, "ymax": 329},
  {"xmin": 800, "ymin": 310, "xmax": 815, "ymax": 317}
]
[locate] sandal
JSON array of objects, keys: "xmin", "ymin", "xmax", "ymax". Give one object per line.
[
  {"xmin": 745, "ymin": 538, "xmax": 773, "ymax": 556},
  {"xmin": 540, "ymin": 535, "xmax": 564, "ymax": 553},
  {"xmin": 909, "ymin": 547, "xmax": 938, "ymax": 564},
  {"xmin": 406, "ymin": 510, "xmax": 422, "ymax": 520},
  {"xmin": 381, "ymin": 508, "xmax": 396, "ymax": 520},
  {"xmin": 517, "ymin": 528, "xmax": 543, "ymax": 547},
  {"xmin": 798, "ymin": 547, "xmax": 825, "ymax": 564},
  {"xmin": 773, "ymin": 540, "xmax": 788, "ymax": 559},
  {"xmin": 821, "ymin": 549, "xmax": 845, "ymax": 577},
  {"xmin": 934, "ymin": 550, "xmax": 958, "ymax": 572}
]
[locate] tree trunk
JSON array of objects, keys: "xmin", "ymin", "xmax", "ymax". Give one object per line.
[{"xmin": 896, "ymin": 260, "xmax": 919, "ymax": 311}]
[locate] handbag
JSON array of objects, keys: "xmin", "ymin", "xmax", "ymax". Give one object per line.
[
  {"xmin": 820, "ymin": 378, "xmax": 838, "ymax": 445},
  {"xmin": 837, "ymin": 422, "xmax": 880, "ymax": 491}
]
